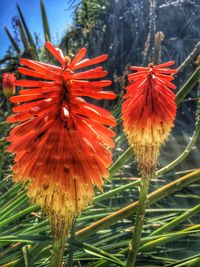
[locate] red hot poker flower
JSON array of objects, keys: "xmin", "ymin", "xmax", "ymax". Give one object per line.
[
  {"xmin": 2, "ymin": 73, "xmax": 16, "ymax": 98},
  {"xmin": 7, "ymin": 42, "xmax": 116, "ymax": 235},
  {"xmin": 122, "ymin": 61, "xmax": 177, "ymax": 178}
]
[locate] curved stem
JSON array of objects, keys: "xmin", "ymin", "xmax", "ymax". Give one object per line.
[
  {"xmin": 158, "ymin": 86, "xmax": 200, "ymax": 176},
  {"xmin": 177, "ymin": 41, "xmax": 200, "ymax": 73},
  {"xmin": 126, "ymin": 176, "xmax": 150, "ymax": 267},
  {"xmin": 175, "ymin": 66, "xmax": 200, "ymax": 105}
]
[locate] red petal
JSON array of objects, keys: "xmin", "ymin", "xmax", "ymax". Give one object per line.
[
  {"xmin": 75, "ymin": 91, "xmax": 116, "ymax": 100},
  {"xmin": 154, "ymin": 61, "xmax": 175, "ymax": 68},
  {"xmin": 69, "ymin": 47, "xmax": 87, "ymax": 70},
  {"xmin": 74, "ymin": 54, "xmax": 108, "ymax": 70},
  {"xmin": 10, "ymin": 94, "xmax": 43, "ymax": 103},
  {"xmin": 72, "ymin": 68, "xmax": 107, "ymax": 79},
  {"xmin": 20, "ymin": 58, "xmax": 61, "ymax": 76},
  {"xmin": 45, "ymin": 41, "xmax": 66, "ymax": 67},
  {"xmin": 15, "ymin": 80, "xmax": 56, "ymax": 87},
  {"xmin": 18, "ymin": 67, "xmax": 59, "ymax": 81}
]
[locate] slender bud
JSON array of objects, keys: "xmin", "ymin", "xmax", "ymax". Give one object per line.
[{"xmin": 2, "ymin": 73, "xmax": 16, "ymax": 98}]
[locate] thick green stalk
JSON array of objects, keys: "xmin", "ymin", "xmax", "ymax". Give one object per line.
[
  {"xmin": 66, "ymin": 219, "xmax": 76, "ymax": 267},
  {"xmin": 126, "ymin": 176, "xmax": 150, "ymax": 267},
  {"xmin": 50, "ymin": 231, "xmax": 66, "ymax": 267}
]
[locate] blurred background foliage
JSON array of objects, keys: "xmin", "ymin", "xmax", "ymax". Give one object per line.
[{"xmin": 0, "ymin": 0, "xmax": 200, "ymax": 266}]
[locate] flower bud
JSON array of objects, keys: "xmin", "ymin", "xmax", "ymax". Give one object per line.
[{"xmin": 2, "ymin": 73, "xmax": 16, "ymax": 98}]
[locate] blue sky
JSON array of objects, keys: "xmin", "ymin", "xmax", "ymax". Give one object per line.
[{"xmin": 0, "ymin": 0, "xmax": 74, "ymax": 57}]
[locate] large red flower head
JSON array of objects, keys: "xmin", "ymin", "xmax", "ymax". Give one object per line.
[
  {"xmin": 7, "ymin": 42, "xmax": 116, "ymax": 234},
  {"xmin": 122, "ymin": 61, "xmax": 177, "ymax": 178},
  {"xmin": 2, "ymin": 72, "xmax": 16, "ymax": 98}
]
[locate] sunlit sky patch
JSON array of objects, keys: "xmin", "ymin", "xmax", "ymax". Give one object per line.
[{"xmin": 0, "ymin": 0, "xmax": 73, "ymax": 57}]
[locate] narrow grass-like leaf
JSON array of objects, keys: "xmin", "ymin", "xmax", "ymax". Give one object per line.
[
  {"xmin": 166, "ymin": 253, "xmax": 200, "ymax": 267},
  {"xmin": 150, "ymin": 202, "xmax": 200, "ymax": 236},
  {"xmin": 0, "ymin": 206, "xmax": 38, "ymax": 228},
  {"xmin": 176, "ymin": 66, "xmax": 200, "ymax": 105},
  {"xmin": 0, "ymin": 189, "xmax": 27, "ymax": 218},
  {"xmin": 158, "ymin": 96, "xmax": 200, "ymax": 175},
  {"xmin": 40, "ymin": 0, "xmax": 51, "ymax": 42},
  {"xmin": 72, "ymin": 240, "xmax": 125, "ymax": 266},
  {"xmin": 93, "ymin": 180, "xmax": 140, "ymax": 203},
  {"xmin": 17, "ymin": 19, "xmax": 29, "ymax": 50},
  {"xmin": 22, "ymin": 245, "xmax": 34, "ymax": 267},
  {"xmin": 139, "ymin": 225, "xmax": 200, "ymax": 252},
  {"xmin": 16, "ymin": 4, "xmax": 38, "ymax": 60},
  {"xmin": 76, "ymin": 169, "xmax": 200, "ymax": 240},
  {"xmin": 3, "ymin": 27, "xmax": 21, "ymax": 54},
  {"xmin": 108, "ymin": 147, "xmax": 133, "ymax": 179}
]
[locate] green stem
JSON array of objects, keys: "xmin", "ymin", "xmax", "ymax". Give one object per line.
[
  {"xmin": 126, "ymin": 176, "xmax": 150, "ymax": 267},
  {"xmin": 177, "ymin": 41, "xmax": 200, "ymax": 73},
  {"xmin": 66, "ymin": 219, "xmax": 76, "ymax": 267},
  {"xmin": 175, "ymin": 66, "xmax": 200, "ymax": 105},
  {"xmin": 109, "ymin": 147, "xmax": 133, "ymax": 179},
  {"xmin": 50, "ymin": 229, "xmax": 66, "ymax": 267},
  {"xmin": 158, "ymin": 87, "xmax": 200, "ymax": 176}
]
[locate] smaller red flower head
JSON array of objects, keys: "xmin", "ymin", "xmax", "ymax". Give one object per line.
[
  {"xmin": 122, "ymin": 61, "xmax": 177, "ymax": 176},
  {"xmin": 7, "ymin": 42, "xmax": 116, "ymax": 234},
  {"xmin": 2, "ymin": 73, "xmax": 16, "ymax": 98}
]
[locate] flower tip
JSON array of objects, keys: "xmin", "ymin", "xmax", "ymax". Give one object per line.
[
  {"xmin": 45, "ymin": 41, "xmax": 66, "ymax": 67},
  {"xmin": 45, "ymin": 41, "xmax": 51, "ymax": 48},
  {"xmin": 107, "ymin": 91, "xmax": 117, "ymax": 99},
  {"xmin": 155, "ymin": 61, "xmax": 176, "ymax": 69},
  {"xmin": 169, "ymin": 60, "xmax": 176, "ymax": 65},
  {"xmin": 103, "ymin": 54, "xmax": 108, "ymax": 61},
  {"xmin": 110, "ymin": 116, "xmax": 117, "ymax": 126},
  {"xmin": 81, "ymin": 47, "xmax": 87, "ymax": 54}
]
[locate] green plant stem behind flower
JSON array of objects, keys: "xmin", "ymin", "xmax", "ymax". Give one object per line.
[
  {"xmin": 126, "ymin": 176, "xmax": 150, "ymax": 267},
  {"xmin": 49, "ymin": 229, "xmax": 66, "ymax": 267}
]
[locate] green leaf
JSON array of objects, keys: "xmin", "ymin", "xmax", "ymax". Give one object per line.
[
  {"xmin": 175, "ymin": 66, "xmax": 200, "ymax": 105},
  {"xmin": 17, "ymin": 19, "xmax": 29, "ymax": 50},
  {"xmin": 76, "ymin": 169, "xmax": 200, "ymax": 240},
  {"xmin": 4, "ymin": 26, "xmax": 21, "ymax": 54},
  {"xmin": 16, "ymin": 4, "xmax": 38, "ymax": 60},
  {"xmin": 40, "ymin": 0, "xmax": 51, "ymax": 42},
  {"xmin": 22, "ymin": 245, "xmax": 34, "ymax": 267},
  {"xmin": 72, "ymin": 240, "xmax": 125, "ymax": 266}
]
